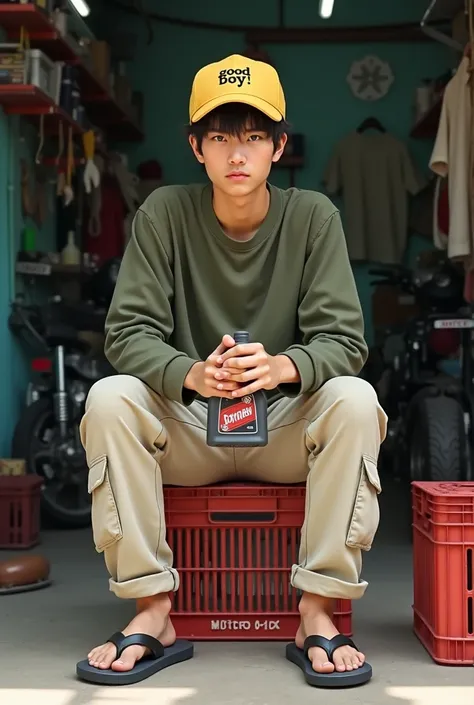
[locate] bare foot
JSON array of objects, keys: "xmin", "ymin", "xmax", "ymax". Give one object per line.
[
  {"xmin": 295, "ymin": 593, "xmax": 365, "ymax": 675},
  {"xmin": 87, "ymin": 593, "xmax": 175, "ymax": 672}
]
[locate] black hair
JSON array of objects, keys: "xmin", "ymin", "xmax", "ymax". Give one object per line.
[{"xmin": 187, "ymin": 102, "xmax": 290, "ymax": 154}]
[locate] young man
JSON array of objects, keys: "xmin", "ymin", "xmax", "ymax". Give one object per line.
[{"xmin": 77, "ymin": 54, "xmax": 387, "ymax": 688}]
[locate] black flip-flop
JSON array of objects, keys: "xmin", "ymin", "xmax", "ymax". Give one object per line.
[
  {"xmin": 286, "ymin": 634, "xmax": 372, "ymax": 688},
  {"xmin": 76, "ymin": 632, "xmax": 194, "ymax": 686},
  {"xmin": 0, "ymin": 578, "xmax": 51, "ymax": 595}
]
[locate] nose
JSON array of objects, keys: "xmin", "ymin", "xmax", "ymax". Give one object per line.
[{"xmin": 228, "ymin": 147, "xmax": 247, "ymax": 166}]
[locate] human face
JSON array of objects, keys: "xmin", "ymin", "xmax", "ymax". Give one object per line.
[{"xmin": 189, "ymin": 124, "xmax": 286, "ymax": 197}]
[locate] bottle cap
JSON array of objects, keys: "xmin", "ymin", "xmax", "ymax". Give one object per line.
[{"xmin": 233, "ymin": 330, "xmax": 250, "ymax": 344}]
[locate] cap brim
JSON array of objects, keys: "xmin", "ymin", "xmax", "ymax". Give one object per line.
[{"xmin": 190, "ymin": 93, "xmax": 283, "ymax": 123}]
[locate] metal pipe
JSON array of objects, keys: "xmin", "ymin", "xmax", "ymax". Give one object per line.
[
  {"xmin": 54, "ymin": 346, "xmax": 69, "ymax": 439},
  {"xmin": 420, "ymin": 0, "xmax": 465, "ymax": 51}
]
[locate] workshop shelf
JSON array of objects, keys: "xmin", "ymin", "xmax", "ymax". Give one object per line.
[
  {"xmin": 0, "ymin": 85, "xmax": 84, "ymax": 134},
  {"xmin": 0, "ymin": 4, "xmax": 144, "ymax": 142},
  {"xmin": 0, "ymin": 4, "xmax": 77, "ymax": 61}
]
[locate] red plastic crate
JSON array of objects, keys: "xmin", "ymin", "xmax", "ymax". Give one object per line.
[
  {"xmin": 412, "ymin": 481, "xmax": 474, "ymax": 665},
  {"xmin": 0, "ymin": 475, "xmax": 42, "ymax": 549},
  {"xmin": 164, "ymin": 484, "xmax": 352, "ymax": 640}
]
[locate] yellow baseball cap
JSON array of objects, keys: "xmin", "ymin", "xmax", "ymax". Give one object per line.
[{"xmin": 189, "ymin": 54, "xmax": 286, "ymax": 124}]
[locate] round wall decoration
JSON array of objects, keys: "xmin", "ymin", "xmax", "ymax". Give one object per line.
[{"xmin": 347, "ymin": 55, "xmax": 394, "ymax": 101}]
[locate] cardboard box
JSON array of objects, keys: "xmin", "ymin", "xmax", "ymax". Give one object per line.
[
  {"xmin": 0, "ymin": 458, "xmax": 26, "ymax": 476},
  {"xmin": 89, "ymin": 40, "xmax": 111, "ymax": 88},
  {"xmin": 114, "ymin": 75, "xmax": 132, "ymax": 109}
]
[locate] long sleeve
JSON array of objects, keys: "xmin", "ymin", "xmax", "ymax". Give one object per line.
[
  {"xmin": 429, "ymin": 79, "xmax": 450, "ymax": 179},
  {"xmin": 279, "ymin": 208, "xmax": 368, "ymax": 396},
  {"xmin": 104, "ymin": 208, "xmax": 199, "ymax": 405}
]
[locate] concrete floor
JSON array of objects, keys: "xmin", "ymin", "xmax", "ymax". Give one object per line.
[{"xmin": 1, "ymin": 475, "xmax": 473, "ymax": 705}]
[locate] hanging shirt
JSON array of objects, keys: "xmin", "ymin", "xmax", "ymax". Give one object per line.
[
  {"xmin": 323, "ymin": 131, "xmax": 425, "ymax": 264},
  {"xmin": 429, "ymin": 56, "xmax": 472, "ymax": 262}
]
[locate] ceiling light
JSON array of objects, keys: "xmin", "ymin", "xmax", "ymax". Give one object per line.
[
  {"xmin": 319, "ymin": 0, "xmax": 335, "ymax": 19},
  {"xmin": 69, "ymin": 0, "xmax": 90, "ymax": 18}
]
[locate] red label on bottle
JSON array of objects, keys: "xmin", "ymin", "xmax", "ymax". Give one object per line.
[{"xmin": 219, "ymin": 396, "xmax": 257, "ymax": 433}]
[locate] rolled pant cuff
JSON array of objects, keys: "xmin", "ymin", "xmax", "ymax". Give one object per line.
[
  {"xmin": 291, "ymin": 565, "xmax": 368, "ymax": 600},
  {"xmin": 109, "ymin": 567, "xmax": 179, "ymax": 599}
]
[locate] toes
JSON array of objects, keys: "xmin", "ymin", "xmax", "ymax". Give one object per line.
[
  {"xmin": 351, "ymin": 651, "xmax": 365, "ymax": 669},
  {"xmin": 308, "ymin": 647, "xmax": 334, "ymax": 674},
  {"xmin": 313, "ymin": 660, "xmax": 335, "ymax": 674},
  {"xmin": 333, "ymin": 653, "xmax": 346, "ymax": 672},
  {"xmin": 111, "ymin": 646, "xmax": 146, "ymax": 672},
  {"xmin": 343, "ymin": 654, "xmax": 354, "ymax": 671},
  {"xmin": 111, "ymin": 657, "xmax": 135, "ymax": 672},
  {"xmin": 88, "ymin": 645, "xmax": 116, "ymax": 670}
]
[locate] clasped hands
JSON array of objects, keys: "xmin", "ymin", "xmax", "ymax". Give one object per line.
[{"xmin": 184, "ymin": 334, "xmax": 299, "ymax": 399}]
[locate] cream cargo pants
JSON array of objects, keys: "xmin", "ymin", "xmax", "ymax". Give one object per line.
[{"xmin": 80, "ymin": 375, "xmax": 387, "ymax": 601}]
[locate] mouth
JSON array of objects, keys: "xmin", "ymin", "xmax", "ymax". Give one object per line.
[{"xmin": 226, "ymin": 172, "xmax": 249, "ymax": 181}]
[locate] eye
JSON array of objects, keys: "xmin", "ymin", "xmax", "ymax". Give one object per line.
[
  {"xmin": 211, "ymin": 135, "xmax": 225, "ymax": 142},
  {"xmin": 248, "ymin": 134, "xmax": 262, "ymax": 141}
]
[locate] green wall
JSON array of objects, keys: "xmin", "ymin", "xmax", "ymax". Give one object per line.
[
  {"xmin": 0, "ymin": 113, "xmax": 57, "ymax": 455},
  {"xmin": 0, "ymin": 114, "xmax": 26, "ymax": 455}
]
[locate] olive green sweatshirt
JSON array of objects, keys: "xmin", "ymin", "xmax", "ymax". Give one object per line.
[{"xmin": 104, "ymin": 182, "xmax": 368, "ymax": 405}]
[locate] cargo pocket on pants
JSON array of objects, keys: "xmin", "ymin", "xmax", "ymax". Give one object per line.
[
  {"xmin": 87, "ymin": 455, "xmax": 123, "ymax": 553},
  {"xmin": 346, "ymin": 455, "xmax": 382, "ymax": 551}
]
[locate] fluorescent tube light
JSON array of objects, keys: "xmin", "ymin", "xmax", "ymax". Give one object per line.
[
  {"xmin": 319, "ymin": 0, "xmax": 335, "ymax": 19},
  {"xmin": 69, "ymin": 0, "xmax": 90, "ymax": 18}
]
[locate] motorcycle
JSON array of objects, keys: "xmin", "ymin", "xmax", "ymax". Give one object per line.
[
  {"xmin": 8, "ymin": 258, "xmax": 120, "ymax": 528},
  {"xmin": 367, "ymin": 255, "xmax": 473, "ymax": 483}
]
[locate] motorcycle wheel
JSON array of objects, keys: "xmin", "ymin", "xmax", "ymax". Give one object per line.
[
  {"xmin": 11, "ymin": 396, "xmax": 91, "ymax": 528},
  {"xmin": 409, "ymin": 395, "xmax": 467, "ymax": 482}
]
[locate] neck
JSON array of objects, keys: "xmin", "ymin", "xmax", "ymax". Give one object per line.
[{"xmin": 212, "ymin": 182, "xmax": 270, "ymax": 240}]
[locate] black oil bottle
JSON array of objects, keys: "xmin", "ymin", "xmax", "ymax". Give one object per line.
[{"xmin": 207, "ymin": 331, "xmax": 268, "ymax": 447}]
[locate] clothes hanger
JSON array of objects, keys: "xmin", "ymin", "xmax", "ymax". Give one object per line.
[{"xmin": 356, "ymin": 116, "xmax": 386, "ymax": 133}]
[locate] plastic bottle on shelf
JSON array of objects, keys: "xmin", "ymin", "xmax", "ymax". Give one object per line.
[{"xmin": 61, "ymin": 231, "xmax": 81, "ymax": 266}]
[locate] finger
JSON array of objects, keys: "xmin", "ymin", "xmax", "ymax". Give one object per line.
[
  {"xmin": 215, "ymin": 381, "xmax": 241, "ymax": 392},
  {"xmin": 204, "ymin": 365, "xmax": 240, "ymax": 392},
  {"xmin": 214, "ymin": 367, "xmax": 241, "ymax": 380},
  {"xmin": 217, "ymin": 343, "xmax": 263, "ymax": 364},
  {"xmin": 226, "ymin": 365, "xmax": 269, "ymax": 384},
  {"xmin": 212, "ymin": 334, "xmax": 236, "ymax": 357},
  {"xmin": 206, "ymin": 364, "xmax": 239, "ymax": 379},
  {"xmin": 231, "ymin": 378, "xmax": 270, "ymax": 397},
  {"xmin": 222, "ymin": 354, "xmax": 263, "ymax": 370},
  {"xmin": 222, "ymin": 333, "xmax": 236, "ymax": 348}
]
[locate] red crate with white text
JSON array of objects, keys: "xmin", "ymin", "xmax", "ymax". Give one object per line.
[{"xmin": 164, "ymin": 484, "xmax": 352, "ymax": 640}]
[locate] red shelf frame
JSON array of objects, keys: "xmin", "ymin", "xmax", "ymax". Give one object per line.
[
  {"xmin": 0, "ymin": 4, "xmax": 144, "ymax": 141},
  {"xmin": 0, "ymin": 85, "xmax": 84, "ymax": 134},
  {"xmin": 0, "ymin": 4, "xmax": 77, "ymax": 61}
]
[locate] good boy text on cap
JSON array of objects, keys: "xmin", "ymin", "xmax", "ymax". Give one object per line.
[{"xmin": 218, "ymin": 67, "xmax": 251, "ymax": 87}]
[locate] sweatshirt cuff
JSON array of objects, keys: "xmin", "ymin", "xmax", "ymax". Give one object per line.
[
  {"xmin": 162, "ymin": 355, "xmax": 200, "ymax": 406},
  {"xmin": 278, "ymin": 348, "xmax": 316, "ymax": 397}
]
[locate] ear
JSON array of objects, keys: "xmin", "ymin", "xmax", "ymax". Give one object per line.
[
  {"xmin": 271, "ymin": 133, "xmax": 288, "ymax": 164},
  {"xmin": 189, "ymin": 134, "xmax": 205, "ymax": 164}
]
